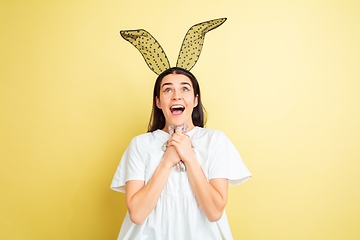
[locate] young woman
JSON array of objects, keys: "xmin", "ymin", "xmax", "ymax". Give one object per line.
[{"xmin": 111, "ymin": 67, "xmax": 252, "ymax": 239}]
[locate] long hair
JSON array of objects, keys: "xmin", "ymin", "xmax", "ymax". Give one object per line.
[{"xmin": 148, "ymin": 67, "xmax": 206, "ymax": 132}]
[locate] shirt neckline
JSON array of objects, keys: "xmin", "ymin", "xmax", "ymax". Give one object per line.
[{"xmin": 155, "ymin": 126, "xmax": 199, "ymax": 138}]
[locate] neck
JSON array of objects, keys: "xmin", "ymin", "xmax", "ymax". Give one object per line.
[{"xmin": 162, "ymin": 123, "xmax": 195, "ymax": 133}]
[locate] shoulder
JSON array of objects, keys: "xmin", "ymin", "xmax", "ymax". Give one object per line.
[
  {"xmin": 192, "ymin": 127, "xmax": 231, "ymax": 149},
  {"xmin": 128, "ymin": 130, "xmax": 167, "ymax": 150},
  {"xmin": 132, "ymin": 131, "xmax": 154, "ymax": 142},
  {"xmin": 193, "ymin": 127, "xmax": 227, "ymax": 140}
]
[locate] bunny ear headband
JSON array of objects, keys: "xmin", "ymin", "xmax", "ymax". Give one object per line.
[{"xmin": 120, "ymin": 18, "xmax": 227, "ymax": 75}]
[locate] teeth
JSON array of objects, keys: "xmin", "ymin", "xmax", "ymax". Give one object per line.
[{"xmin": 171, "ymin": 105, "xmax": 184, "ymax": 109}]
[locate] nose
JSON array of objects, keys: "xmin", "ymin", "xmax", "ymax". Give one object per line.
[
  {"xmin": 172, "ymin": 91, "xmax": 182, "ymax": 100},
  {"xmin": 172, "ymin": 96, "xmax": 181, "ymax": 100}
]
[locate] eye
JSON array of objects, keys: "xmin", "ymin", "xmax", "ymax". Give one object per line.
[
  {"xmin": 163, "ymin": 88, "xmax": 172, "ymax": 93},
  {"xmin": 182, "ymin": 87, "xmax": 190, "ymax": 92}
]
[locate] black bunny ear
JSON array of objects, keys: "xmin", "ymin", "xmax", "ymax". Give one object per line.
[
  {"xmin": 120, "ymin": 29, "xmax": 170, "ymax": 75},
  {"xmin": 176, "ymin": 18, "xmax": 227, "ymax": 71}
]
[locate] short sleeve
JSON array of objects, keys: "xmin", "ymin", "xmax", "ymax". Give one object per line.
[
  {"xmin": 110, "ymin": 137, "xmax": 145, "ymax": 193},
  {"xmin": 208, "ymin": 131, "xmax": 252, "ymax": 186}
]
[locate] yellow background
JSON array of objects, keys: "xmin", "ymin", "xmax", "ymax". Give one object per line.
[{"xmin": 1, "ymin": 0, "xmax": 359, "ymax": 239}]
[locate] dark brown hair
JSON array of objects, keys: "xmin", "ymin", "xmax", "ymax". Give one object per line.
[{"xmin": 148, "ymin": 67, "xmax": 206, "ymax": 132}]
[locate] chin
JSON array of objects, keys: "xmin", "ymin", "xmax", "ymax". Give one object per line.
[
  {"xmin": 169, "ymin": 121, "xmax": 184, "ymax": 127},
  {"xmin": 165, "ymin": 118, "xmax": 186, "ymax": 128}
]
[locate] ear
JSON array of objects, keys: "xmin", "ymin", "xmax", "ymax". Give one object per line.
[
  {"xmin": 156, "ymin": 96, "xmax": 161, "ymax": 109},
  {"xmin": 194, "ymin": 94, "xmax": 199, "ymax": 108}
]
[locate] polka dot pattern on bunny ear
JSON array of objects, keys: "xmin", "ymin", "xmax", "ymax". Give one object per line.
[
  {"xmin": 120, "ymin": 29, "xmax": 170, "ymax": 75},
  {"xmin": 120, "ymin": 18, "xmax": 226, "ymax": 75},
  {"xmin": 176, "ymin": 18, "xmax": 227, "ymax": 71}
]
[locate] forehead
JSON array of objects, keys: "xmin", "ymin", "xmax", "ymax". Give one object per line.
[{"xmin": 161, "ymin": 74, "xmax": 192, "ymax": 87}]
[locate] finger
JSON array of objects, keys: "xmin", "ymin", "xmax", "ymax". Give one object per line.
[
  {"xmin": 173, "ymin": 132, "xmax": 188, "ymax": 137},
  {"xmin": 167, "ymin": 141, "xmax": 180, "ymax": 155},
  {"xmin": 167, "ymin": 139, "xmax": 182, "ymax": 149},
  {"xmin": 167, "ymin": 141, "xmax": 175, "ymax": 147},
  {"xmin": 171, "ymin": 132, "xmax": 188, "ymax": 142}
]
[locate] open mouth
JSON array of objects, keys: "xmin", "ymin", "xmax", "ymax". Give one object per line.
[{"xmin": 170, "ymin": 105, "xmax": 185, "ymax": 115}]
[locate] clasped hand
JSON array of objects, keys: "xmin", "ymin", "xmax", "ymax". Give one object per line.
[{"xmin": 166, "ymin": 132, "xmax": 195, "ymax": 166}]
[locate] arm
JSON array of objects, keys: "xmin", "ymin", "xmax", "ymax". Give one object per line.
[
  {"xmin": 186, "ymin": 161, "xmax": 228, "ymax": 222},
  {"xmin": 169, "ymin": 133, "xmax": 228, "ymax": 222},
  {"xmin": 125, "ymin": 146, "xmax": 180, "ymax": 225}
]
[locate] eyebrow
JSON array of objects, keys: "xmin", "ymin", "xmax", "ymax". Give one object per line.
[{"xmin": 161, "ymin": 82, "xmax": 192, "ymax": 88}]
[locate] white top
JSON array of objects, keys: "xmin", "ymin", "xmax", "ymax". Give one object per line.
[{"xmin": 110, "ymin": 127, "xmax": 252, "ymax": 240}]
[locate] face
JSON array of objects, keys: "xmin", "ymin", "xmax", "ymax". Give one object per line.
[{"xmin": 156, "ymin": 74, "xmax": 198, "ymax": 132}]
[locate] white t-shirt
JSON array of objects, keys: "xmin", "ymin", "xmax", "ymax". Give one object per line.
[{"xmin": 111, "ymin": 127, "xmax": 252, "ymax": 240}]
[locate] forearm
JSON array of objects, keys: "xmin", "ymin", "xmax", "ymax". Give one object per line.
[
  {"xmin": 185, "ymin": 158, "xmax": 228, "ymax": 222},
  {"xmin": 126, "ymin": 159, "xmax": 172, "ymax": 224}
]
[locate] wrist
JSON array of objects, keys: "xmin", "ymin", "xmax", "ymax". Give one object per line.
[
  {"xmin": 182, "ymin": 154, "xmax": 197, "ymax": 165},
  {"xmin": 160, "ymin": 157, "xmax": 175, "ymax": 170}
]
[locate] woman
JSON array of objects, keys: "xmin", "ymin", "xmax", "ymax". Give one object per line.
[{"xmin": 111, "ymin": 67, "xmax": 252, "ymax": 239}]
